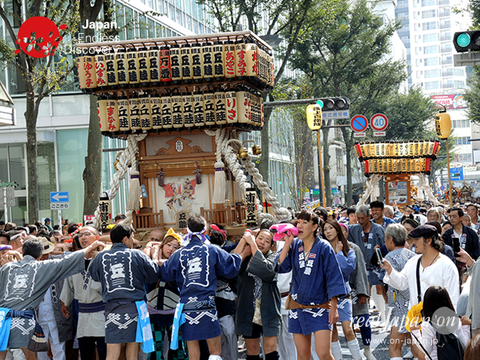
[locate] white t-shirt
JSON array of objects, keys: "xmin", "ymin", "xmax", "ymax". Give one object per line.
[{"xmin": 383, "ymin": 253, "xmax": 460, "ymax": 309}]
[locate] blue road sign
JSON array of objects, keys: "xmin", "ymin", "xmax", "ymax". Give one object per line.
[
  {"xmin": 350, "ymin": 115, "xmax": 368, "ymax": 132},
  {"xmin": 323, "ymin": 109, "xmax": 350, "ymax": 120},
  {"xmin": 450, "ymin": 167, "xmax": 464, "ymax": 181},
  {"xmin": 440, "ymin": 185, "xmax": 445, "ymax": 191},
  {"xmin": 50, "ymin": 191, "xmax": 69, "ymax": 203}
]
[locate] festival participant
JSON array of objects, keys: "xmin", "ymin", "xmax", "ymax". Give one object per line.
[
  {"xmin": 89, "ymin": 224, "xmax": 162, "ymax": 360},
  {"xmin": 276, "ymin": 210, "xmax": 346, "ymax": 360},
  {"xmin": 235, "ymin": 229, "xmax": 280, "ymax": 360},
  {"xmin": 443, "ymin": 207, "xmax": 480, "ymax": 260},
  {"xmin": 383, "ymin": 224, "xmax": 415, "ymax": 360},
  {"xmin": 347, "ymin": 205, "xmax": 387, "ymax": 324},
  {"xmin": 466, "ymin": 203, "xmax": 480, "ymax": 233},
  {"xmin": 426, "ymin": 208, "xmax": 442, "ymax": 223},
  {"xmin": 0, "ymin": 237, "xmax": 102, "ymax": 360},
  {"xmin": 339, "ymin": 224, "xmax": 373, "ymax": 360},
  {"xmin": 0, "ymin": 231, "xmax": 9, "ymax": 246},
  {"xmin": 347, "ymin": 208, "xmax": 357, "ymax": 225},
  {"xmin": 160, "ymin": 214, "xmax": 248, "ymax": 360},
  {"xmin": 60, "ymin": 226, "xmax": 107, "ymax": 360},
  {"xmin": 209, "ymin": 225, "xmax": 237, "ymax": 360},
  {"xmin": 402, "ymin": 218, "xmax": 419, "ymax": 251},
  {"xmin": 37, "ymin": 238, "xmax": 74, "ymax": 360},
  {"xmin": 370, "ymin": 201, "xmax": 394, "ymax": 229},
  {"xmin": 410, "ymin": 286, "xmax": 470, "ymax": 360},
  {"xmin": 383, "ymin": 206, "xmax": 395, "ymax": 220},
  {"xmin": 145, "ymin": 228, "xmax": 185, "ymax": 360},
  {"xmin": 322, "ymin": 220, "xmax": 361, "ymax": 360}
]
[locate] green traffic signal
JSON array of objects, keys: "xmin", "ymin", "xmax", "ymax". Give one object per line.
[
  {"xmin": 316, "ymin": 100, "xmax": 324, "ymax": 108},
  {"xmin": 456, "ymin": 33, "xmax": 471, "ymax": 47}
]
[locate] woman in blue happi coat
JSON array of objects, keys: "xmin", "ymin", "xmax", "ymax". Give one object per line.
[
  {"xmin": 277, "ymin": 210, "xmax": 346, "ymax": 360},
  {"xmin": 322, "ymin": 220, "xmax": 361, "ymax": 360}
]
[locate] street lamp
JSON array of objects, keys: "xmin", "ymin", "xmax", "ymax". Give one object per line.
[{"xmin": 435, "ymin": 105, "xmax": 452, "ymax": 206}]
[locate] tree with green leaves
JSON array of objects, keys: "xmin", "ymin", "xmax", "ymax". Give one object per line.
[
  {"xmin": 198, "ymin": 0, "xmax": 337, "ymax": 184},
  {"xmin": 287, "ymin": 0, "xmax": 410, "ymax": 205},
  {"xmin": 0, "ymin": 0, "xmax": 79, "ymax": 222}
]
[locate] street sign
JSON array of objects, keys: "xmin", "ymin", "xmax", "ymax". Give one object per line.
[
  {"xmin": 354, "ymin": 132, "xmax": 366, "ymax": 137},
  {"xmin": 351, "ymin": 115, "xmax": 368, "ymax": 132},
  {"xmin": 50, "ymin": 203, "xmax": 70, "ymax": 210},
  {"xmin": 50, "ymin": 191, "xmax": 69, "ymax": 203},
  {"xmin": 440, "ymin": 186, "xmax": 445, "ymax": 191},
  {"xmin": 370, "ymin": 113, "xmax": 388, "ymax": 131},
  {"xmin": 450, "ymin": 167, "xmax": 464, "ymax": 181},
  {"xmin": 373, "ymin": 131, "xmax": 386, "ymax": 136},
  {"xmin": 323, "ymin": 109, "xmax": 350, "ymax": 120}
]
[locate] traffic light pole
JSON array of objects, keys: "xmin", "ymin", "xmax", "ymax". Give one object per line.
[
  {"xmin": 446, "ymin": 138, "xmax": 453, "ymax": 207},
  {"xmin": 317, "ymin": 130, "xmax": 326, "ymax": 207}
]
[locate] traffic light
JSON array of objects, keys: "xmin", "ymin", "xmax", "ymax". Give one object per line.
[
  {"xmin": 453, "ymin": 31, "xmax": 480, "ymax": 52},
  {"xmin": 316, "ymin": 97, "xmax": 350, "ymax": 110}
]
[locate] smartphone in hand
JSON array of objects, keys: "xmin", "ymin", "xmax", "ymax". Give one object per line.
[
  {"xmin": 376, "ymin": 247, "xmax": 384, "ymax": 265},
  {"xmin": 453, "ymin": 237, "xmax": 460, "ymax": 255}
]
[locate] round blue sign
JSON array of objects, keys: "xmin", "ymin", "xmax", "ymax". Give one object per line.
[
  {"xmin": 350, "ymin": 115, "xmax": 368, "ymax": 132},
  {"xmin": 440, "ymin": 186, "xmax": 445, "ymax": 191}
]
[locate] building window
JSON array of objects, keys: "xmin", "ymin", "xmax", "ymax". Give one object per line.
[
  {"xmin": 425, "ymin": 69, "xmax": 439, "ymax": 78},
  {"xmin": 422, "ymin": 21, "xmax": 436, "ymax": 30},
  {"xmin": 425, "ymin": 57, "xmax": 439, "ymax": 66},
  {"xmin": 423, "ymin": 33, "xmax": 437, "ymax": 42},
  {"xmin": 425, "ymin": 81, "xmax": 439, "ymax": 90},
  {"xmin": 424, "ymin": 45, "xmax": 438, "ymax": 54},
  {"xmin": 422, "ymin": 0, "xmax": 435, "ymax": 6},
  {"xmin": 422, "ymin": 10, "xmax": 436, "ymax": 18}
]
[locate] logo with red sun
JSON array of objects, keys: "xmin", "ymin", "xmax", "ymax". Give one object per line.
[{"xmin": 15, "ymin": 17, "xmax": 67, "ymax": 58}]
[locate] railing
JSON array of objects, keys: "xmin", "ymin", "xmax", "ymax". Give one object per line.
[
  {"xmin": 440, "ymin": 36, "xmax": 450, "ymax": 41},
  {"xmin": 442, "ymin": 71, "xmax": 453, "ymax": 77},
  {"xmin": 439, "ymin": 10, "xmax": 450, "ymax": 17},
  {"xmin": 440, "ymin": 23, "xmax": 451, "ymax": 29},
  {"xmin": 441, "ymin": 47, "xmax": 452, "ymax": 53},
  {"xmin": 133, "ymin": 206, "xmax": 247, "ymax": 230},
  {"xmin": 134, "ymin": 211, "xmax": 165, "ymax": 230},
  {"xmin": 438, "ymin": 0, "xmax": 449, "ymax": 5},
  {"xmin": 441, "ymin": 59, "xmax": 452, "ymax": 65}
]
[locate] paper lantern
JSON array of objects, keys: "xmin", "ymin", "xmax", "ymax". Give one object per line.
[
  {"xmin": 246, "ymin": 42, "xmax": 258, "ymax": 79},
  {"xmin": 172, "ymin": 91, "xmax": 184, "ymax": 128},
  {"xmin": 213, "ymin": 40, "xmax": 225, "ymax": 81},
  {"xmin": 236, "ymin": 89, "xmax": 249, "ymax": 125},
  {"xmin": 181, "ymin": 43, "xmax": 192, "ymax": 84},
  {"xmin": 97, "ymin": 98, "xmax": 109, "ymax": 134},
  {"xmin": 224, "ymin": 40, "xmax": 236, "ymax": 80},
  {"xmin": 161, "ymin": 94, "xmax": 173, "ymax": 129},
  {"xmin": 214, "ymin": 89, "xmax": 227, "ymax": 125},
  {"xmin": 95, "ymin": 54, "xmax": 108, "ymax": 88},
  {"xmin": 98, "ymin": 194, "xmax": 112, "ymax": 229},
  {"xmin": 105, "ymin": 53, "xmax": 118, "ymax": 88},
  {"xmin": 150, "ymin": 95, "xmax": 162, "ymax": 130},
  {"xmin": 116, "ymin": 49, "xmax": 128, "ymax": 87},
  {"xmin": 118, "ymin": 96, "xmax": 131, "ymax": 133},
  {"xmin": 245, "ymin": 189, "xmax": 257, "ymax": 227},
  {"xmin": 129, "ymin": 97, "xmax": 141, "ymax": 132},
  {"xmin": 225, "ymin": 90, "xmax": 237, "ymax": 124},
  {"xmin": 191, "ymin": 42, "xmax": 203, "ymax": 83},
  {"xmin": 170, "ymin": 44, "xmax": 181, "ymax": 84},
  {"xmin": 127, "ymin": 47, "xmax": 140, "ymax": 87},
  {"xmin": 193, "ymin": 92, "xmax": 205, "ymax": 127},
  {"xmin": 77, "ymin": 56, "xmax": 97, "ymax": 89},
  {"xmin": 182, "ymin": 93, "xmax": 194, "ymax": 128},
  {"xmin": 140, "ymin": 94, "xmax": 152, "ymax": 131},
  {"xmin": 148, "ymin": 48, "xmax": 161, "ymax": 85},
  {"xmin": 235, "ymin": 40, "xmax": 247, "ymax": 80},
  {"xmin": 204, "ymin": 90, "xmax": 216, "ymax": 126},
  {"xmin": 159, "ymin": 44, "xmax": 172, "ymax": 83},
  {"xmin": 202, "ymin": 41, "xmax": 214, "ymax": 82},
  {"xmin": 138, "ymin": 47, "xmax": 150, "ymax": 86},
  {"xmin": 435, "ymin": 110, "xmax": 451, "ymax": 139},
  {"xmin": 106, "ymin": 99, "xmax": 119, "ymax": 134},
  {"xmin": 306, "ymin": 104, "xmax": 322, "ymax": 130}
]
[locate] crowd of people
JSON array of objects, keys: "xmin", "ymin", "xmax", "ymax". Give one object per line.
[{"xmin": 0, "ymin": 201, "xmax": 479, "ymax": 360}]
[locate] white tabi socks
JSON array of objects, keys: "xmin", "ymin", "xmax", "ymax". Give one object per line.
[
  {"xmin": 331, "ymin": 341, "xmax": 342, "ymax": 360},
  {"xmin": 347, "ymin": 339, "xmax": 361, "ymax": 360}
]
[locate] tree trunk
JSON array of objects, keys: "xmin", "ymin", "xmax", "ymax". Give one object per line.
[
  {"xmin": 26, "ymin": 94, "xmax": 39, "ymax": 223},
  {"xmin": 83, "ymin": 95, "xmax": 103, "ymax": 216},
  {"xmin": 81, "ymin": 0, "xmax": 104, "ymax": 217},
  {"xmin": 341, "ymin": 126, "xmax": 353, "ymax": 206},
  {"xmin": 259, "ymin": 94, "xmax": 272, "ymax": 184},
  {"xmin": 322, "ymin": 126, "xmax": 332, "ymax": 206}
]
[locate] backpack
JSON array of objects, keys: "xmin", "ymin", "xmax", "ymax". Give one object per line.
[{"xmin": 436, "ymin": 332, "xmax": 465, "ymax": 360}]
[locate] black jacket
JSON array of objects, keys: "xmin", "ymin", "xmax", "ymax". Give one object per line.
[{"xmin": 442, "ymin": 225, "xmax": 480, "ymax": 260}]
